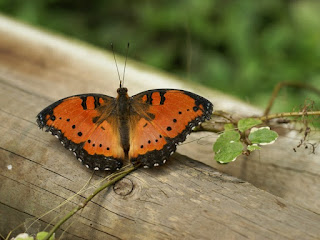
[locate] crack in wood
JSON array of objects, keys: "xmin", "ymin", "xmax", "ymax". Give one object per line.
[{"xmin": 0, "ymin": 147, "xmax": 73, "ymax": 182}]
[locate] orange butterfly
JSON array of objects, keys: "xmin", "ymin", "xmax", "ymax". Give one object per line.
[{"xmin": 37, "ymin": 86, "xmax": 213, "ymax": 171}]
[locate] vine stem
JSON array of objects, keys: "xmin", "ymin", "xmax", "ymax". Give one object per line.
[
  {"xmin": 212, "ymin": 110, "xmax": 236, "ymax": 123},
  {"xmin": 263, "ymin": 81, "xmax": 320, "ymax": 116},
  {"xmin": 194, "ymin": 111, "xmax": 320, "ymax": 133},
  {"xmin": 42, "ymin": 165, "xmax": 138, "ymax": 240},
  {"xmin": 258, "ymin": 111, "xmax": 320, "ymax": 121}
]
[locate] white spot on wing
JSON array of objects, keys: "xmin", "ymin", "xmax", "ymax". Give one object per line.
[{"xmin": 7, "ymin": 165, "xmax": 12, "ymax": 170}]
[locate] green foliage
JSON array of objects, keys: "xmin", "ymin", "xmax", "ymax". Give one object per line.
[
  {"xmin": 238, "ymin": 118, "xmax": 262, "ymax": 132},
  {"xmin": 249, "ymin": 127, "xmax": 278, "ymax": 145},
  {"xmin": 213, "ymin": 120, "xmax": 278, "ymax": 163},
  {"xmin": 247, "ymin": 144, "xmax": 261, "ymax": 152},
  {"xmin": 213, "ymin": 129, "xmax": 241, "ymax": 153},
  {"xmin": 223, "ymin": 123, "xmax": 235, "ymax": 131},
  {"xmin": 213, "ymin": 128, "xmax": 243, "ymax": 163},
  {"xmin": 0, "ymin": 1, "xmax": 319, "ymax": 110},
  {"xmin": 37, "ymin": 232, "xmax": 55, "ymax": 240}
]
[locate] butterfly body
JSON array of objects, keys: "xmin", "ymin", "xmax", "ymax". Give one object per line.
[{"xmin": 37, "ymin": 87, "xmax": 213, "ymax": 171}]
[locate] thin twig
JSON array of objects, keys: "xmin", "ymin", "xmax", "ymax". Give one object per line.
[
  {"xmin": 264, "ymin": 82, "xmax": 320, "ymax": 116},
  {"xmin": 42, "ymin": 165, "xmax": 138, "ymax": 240},
  {"xmin": 212, "ymin": 110, "xmax": 236, "ymax": 123},
  {"xmin": 259, "ymin": 111, "xmax": 320, "ymax": 121},
  {"xmin": 196, "ymin": 111, "xmax": 320, "ymax": 133}
]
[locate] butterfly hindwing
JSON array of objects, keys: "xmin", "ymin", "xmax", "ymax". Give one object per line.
[
  {"xmin": 129, "ymin": 89, "xmax": 213, "ymax": 167},
  {"xmin": 37, "ymin": 94, "xmax": 124, "ymax": 171}
]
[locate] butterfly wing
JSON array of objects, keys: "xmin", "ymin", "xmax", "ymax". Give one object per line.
[
  {"xmin": 37, "ymin": 94, "xmax": 124, "ymax": 171},
  {"xmin": 129, "ymin": 89, "xmax": 213, "ymax": 167}
]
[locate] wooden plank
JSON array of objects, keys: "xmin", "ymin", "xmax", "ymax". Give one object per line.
[{"xmin": 0, "ymin": 15, "xmax": 319, "ymax": 239}]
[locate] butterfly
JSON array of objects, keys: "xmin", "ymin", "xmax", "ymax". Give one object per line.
[{"xmin": 37, "ymin": 86, "xmax": 213, "ymax": 171}]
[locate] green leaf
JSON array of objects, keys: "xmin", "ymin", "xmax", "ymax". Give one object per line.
[
  {"xmin": 249, "ymin": 127, "xmax": 278, "ymax": 145},
  {"xmin": 224, "ymin": 123, "xmax": 235, "ymax": 131},
  {"xmin": 215, "ymin": 141, "xmax": 244, "ymax": 163},
  {"xmin": 214, "ymin": 128, "xmax": 243, "ymax": 163},
  {"xmin": 213, "ymin": 129, "xmax": 240, "ymax": 152},
  {"xmin": 247, "ymin": 144, "xmax": 261, "ymax": 151},
  {"xmin": 37, "ymin": 232, "xmax": 55, "ymax": 240},
  {"xmin": 238, "ymin": 118, "xmax": 262, "ymax": 132}
]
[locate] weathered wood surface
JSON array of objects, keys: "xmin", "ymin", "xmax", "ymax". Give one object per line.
[
  {"xmin": 181, "ymin": 129, "xmax": 320, "ymax": 215},
  {"xmin": 0, "ymin": 15, "xmax": 320, "ymax": 239}
]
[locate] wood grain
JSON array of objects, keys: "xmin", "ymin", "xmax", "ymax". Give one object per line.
[{"xmin": 0, "ymin": 15, "xmax": 319, "ymax": 240}]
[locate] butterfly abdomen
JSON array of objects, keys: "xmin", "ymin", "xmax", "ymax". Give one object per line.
[{"xmin": 116, "ymin": 88, "xmax": 131, "ymax": 160}]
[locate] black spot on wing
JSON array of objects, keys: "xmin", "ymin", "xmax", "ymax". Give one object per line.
[
  {"xmin": 81, "ymin": 96, "xmax": 87, "ymax": 110},
  {"xmin": 159, "ymin": 91, "xmax": 166, "ymax": 105},
  {"xmin": 94, "ymin": 96, "xmax": 101, "ymax": 108},
  {"xmin": 93, "ymin": 116, "xmax": 99, "ymax": 123},
  {"xmin": 147, "ymin": 113, "xmax": 155, "ymax": 120},
  {"xmin": 146, "ymin": 93, "xmax": 153, "ymax": 105}
]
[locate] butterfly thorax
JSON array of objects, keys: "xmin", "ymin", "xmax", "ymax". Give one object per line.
[
  {"xmin": 116, "ymin": 87, "xmax": 131, "ymax": 159},
  {"xmin": 116, "ymin": 87, "xmax": 130, "ymax": 117}
]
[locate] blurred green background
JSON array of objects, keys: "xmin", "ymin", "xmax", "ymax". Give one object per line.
[{"xmin": 1, "ymin": 0, "xmax": 320, "ymax": 113}]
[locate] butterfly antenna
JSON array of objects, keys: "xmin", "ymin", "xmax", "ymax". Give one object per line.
[
  {"xmin": 122, "ymin": 42, "xmax": 130, "ymax": 87},
  {"xmin": 111, "ymin": 43, "xmax": 122, "ymax": 88}
]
